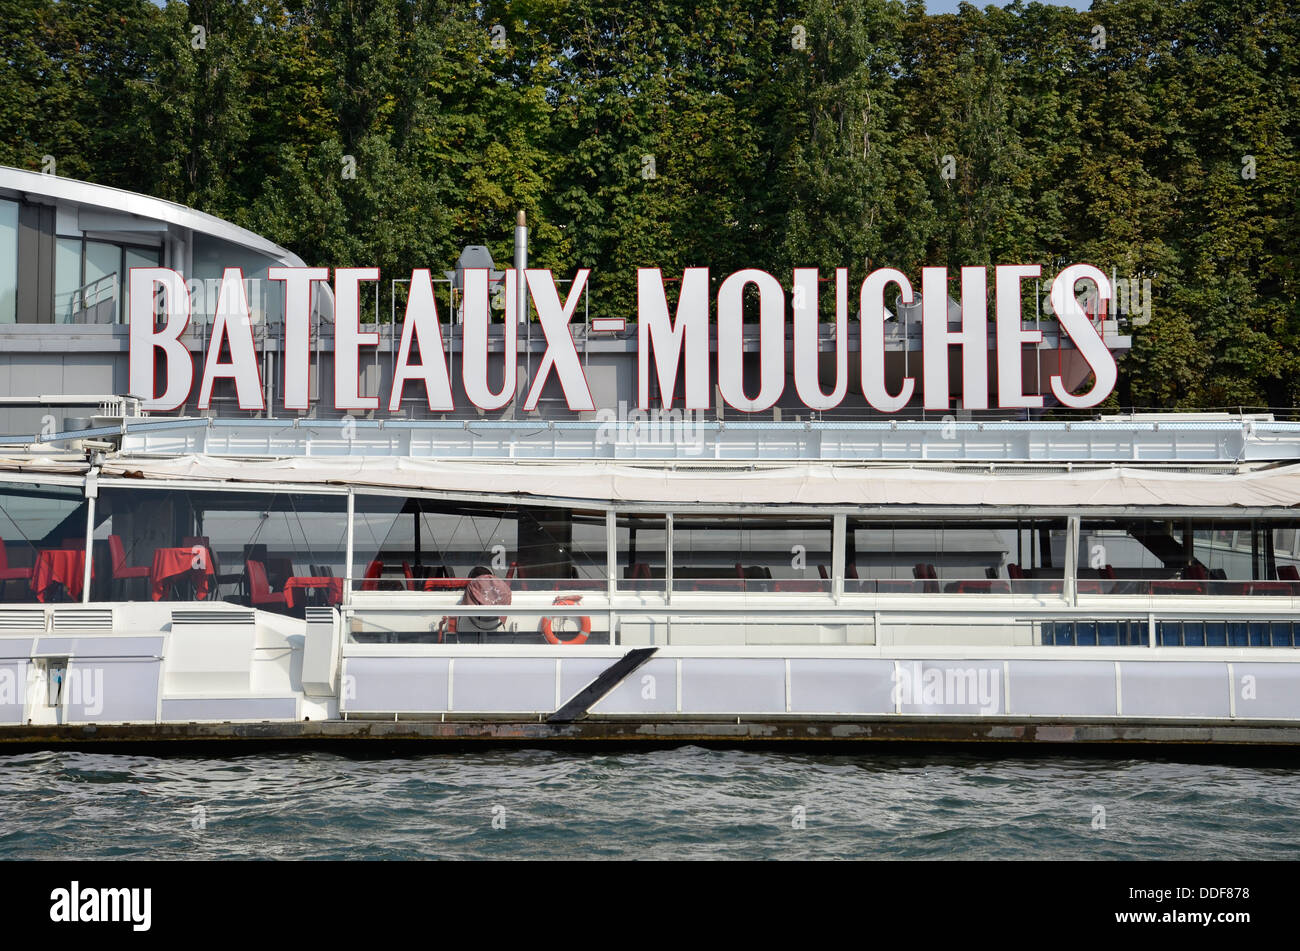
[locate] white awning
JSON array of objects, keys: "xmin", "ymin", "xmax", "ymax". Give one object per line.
[{"xmin": 76, "ymin": 455, "xmax": 1300, "ymax": 511}]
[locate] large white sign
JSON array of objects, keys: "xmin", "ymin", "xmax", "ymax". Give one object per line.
[{"xmin": 128, "ymin": 265, "xmax": 1115, "ymax": 413}]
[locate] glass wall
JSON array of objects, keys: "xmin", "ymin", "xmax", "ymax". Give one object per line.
[
  {"xmin": 847, "ymin": 518, "xmax": 1067, "ymax": 594},
  {"xmin": 53, "ymin": 236, "xmax": 161, "ymax": 323},
  {"xmin": 1078, "ymin": 518, "xmax": 1300, "ymax": 595},
  {"xmin": 352, "ymin": 496, "xmax": 608, "ymax": 593},
  {"xmin": 0, "ymin": 199, "xmax": 16, "ymax": 324},
  {"xmin": 618, "ymin": 514, "xmax": 666, "ymax": 593},
  {"xmin": 0, "ymin": 481, "xmax": 91, "ymax": 603},
  {"xmin": 192, "ymin": 234, "xmax": 285, "ymax": 325},
  {"xmin": 92, "ymin": 487, "xmax": 348, "ymax": 610},
  {"xmin": 671, "ymin": 516, "xmax": 832, "ymax": 593}
]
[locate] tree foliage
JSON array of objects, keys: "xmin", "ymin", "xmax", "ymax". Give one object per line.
[{"xmin": 0, "ymin": 0, "xmax": 1296, "ymax": 407}]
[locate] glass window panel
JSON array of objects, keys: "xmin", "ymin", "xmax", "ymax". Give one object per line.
[
  {"xmin": 0, "ymin": 482, "xmax": 90, "ymax": 604},
  {"xmin": 352, "ymin": 497, "xmax": 605, "ymax": 594},
  {"xmin": 0, "ymin": 200, "xmax": 16, "ymax": 324},
  {"xmin": 54, "ymin": 237, "xmax": 81, "ymax": 323},
  {"xmin": 94, "ymin": 487, "xmax": 347, "ymax": 609},
  {"xmin": 124, "ymin": 246, "xmax": 161, "ymax": 325},
  {"xmin": 1080, "ymin": 518, "xmax": 1300, "ymax": 594},
  {"xmin": 672, "ymin": 517, "xmax": 831, "ymax": 594},
  {"xmin": 82, "ymin": 240, "xmax": 120, "ymax": 323},
  {"xmin": 618, "ymin": 515, "xmax": 665, "ymax": 593},
  {"xmin": 850, "ymin": 519, "xmax": 1060, "ymax": 594}
]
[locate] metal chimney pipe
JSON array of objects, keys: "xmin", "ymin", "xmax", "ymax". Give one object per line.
[{"xmin": 515, "ymin": 210, "xmax": 528, "ymax": 325}]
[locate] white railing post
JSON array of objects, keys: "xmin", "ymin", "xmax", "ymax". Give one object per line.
[
  {"xmin": 82, "ymin": 469, "xmax": 98, "ymax": 603},
  {"xmin": 344, "ymin": 488, "xmax": 354, "ymax": 607},
  {"xmin": 1065, "ymin": 515, "xmax": 1080, "ymax": 606},
  {"xmin": 832, "ymin": 515, "xmax": 846, "ymax": 603},
  {"xmin": 606, "ymin": 509, "xmax": 617, "ymax": 644}
]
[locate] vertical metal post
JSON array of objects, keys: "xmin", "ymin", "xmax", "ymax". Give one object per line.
[
  {"xmin": 81, "ymin": 469, "xmax": 98, "ymax": 604},
  {"xmin": 665, "ymin": 513, "xmax": 674, "ymax": 606},
  {"xmin": 831, "ymin": 514, "xmax": 846, "ymax": 603},
  {"xmin": 516, "ymin": 210, "xmax": 530, "ymax": 392},
  {"xmin": 606, "ymin": 509, "xmax": 617, "ymax": 645},
  {"xmin": 344, "ymin": 488, "xmax": 354, "ymax": 606},
  {"xmin": 1065, "ymin": 515, "xmax": 1080, "ymax": 606}
]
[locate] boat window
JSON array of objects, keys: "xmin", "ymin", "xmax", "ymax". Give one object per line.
[
  {"xmin": 351, "ymin": 496, "xmax": 607, "ymax": 594},
  {"xmin": 670, "ymin": 516, "xmax": 832, "ymax": 594},
  {"xmin": 848, "ymin": 518, "xmax": 1066, "ymax": 594},
  {"xmin": 617, "ymin": 514, "xmax": 666, "ymax": 593},
  {"xmin": 92, "ymin": 486, "xmax": 347, "ymax": 611},
  {"xmin": 0, "ymin": 482, "xmax": 89, "ymax": 604},
  {"xmin": 1078, "ymin": 518, "xmax": 1300, "ymax": 595}
]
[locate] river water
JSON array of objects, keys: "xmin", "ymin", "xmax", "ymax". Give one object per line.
[{"xmin": 1, "ymin": 747, "xmax": 1296, "ymax": 860}]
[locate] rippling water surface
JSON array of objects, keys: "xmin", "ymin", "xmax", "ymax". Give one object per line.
[{"xmin": 1, "ymin": 748, "xmax": 1297, "ymax": 860}]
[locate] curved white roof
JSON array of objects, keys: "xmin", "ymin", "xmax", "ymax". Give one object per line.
[{"xmin": 0, "ymin": 165, "xmax": 306, "ymax": 267}]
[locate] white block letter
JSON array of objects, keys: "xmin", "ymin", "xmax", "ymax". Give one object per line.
[
  {"xmin": 389, "ymin": 269, "xmax": 454, "ymax": 412},
  {"xmin": 1050, "ymin": 264, "xmax": 1116, "ymax": 408},
  {"xmin": 269, "ymin": 266, "xmax": 329, "ymax": 411},
  {"xmin": 793, "ymin": 269, "xmax": 848, "ymax": 411},
  {"xmin": 922, "ymin": 266, "xmax": 988, "ymax": 411},
  {"xmin": 716, "ymin": 269, "xmax": 784, "ymax": 412},
  {"xmin": 198, "ymin": 268, "xmax": 264, "ymax": 410},
  {"xmin": 994, "ymin": 265, "xmax": 1043, "ymax": 409},
  {"xmin": 334, "ymin": 268, "xmax": 380, "ymax": 411},
  {"xmin": 462, "ymin": 268, "xmax": 517, "ymax": 410},
  {"xmin": 128, "ymin": 267, "xmax": 192, "ymax": 412},
  {"xmin": 522, "ymin": 269, "xmax": 594, "ymax": 411},
  {"xmin": 637, "ymin": 268, "xmax": 710, "ymax": 410}
]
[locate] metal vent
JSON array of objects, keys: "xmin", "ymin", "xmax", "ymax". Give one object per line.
[
  {"xmin": 171, "ymin": 609, "xmax": 256, "ymax": 627},
  {"xmin": 0, "ymin": 609, "xmax": 47, "ymax": 633},
  {"xmin": 305, "ymin": 606, "xmax": 336, "ymax": 625},
  {"xmin": 52, "ymin": 608, "xmax": 113, "ymax": 632}
]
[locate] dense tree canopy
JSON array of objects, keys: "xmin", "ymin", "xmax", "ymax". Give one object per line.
[{"xmin": 1, "ymin": 0, "xmax": 1296, "ymax": 407}]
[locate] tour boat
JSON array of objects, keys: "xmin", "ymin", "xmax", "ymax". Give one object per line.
[{"xmin": 1, "ymin": 165, "xmax": 1297, "ymax": 747}]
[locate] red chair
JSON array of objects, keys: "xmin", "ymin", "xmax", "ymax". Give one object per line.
[
  {"xmin": 952, "ymin": 579, "xmax": 1011, "ymax": 594},
  {"xmin": 246, "ymin": 560, "xmax": 288, "ymax": 609},
  {"xmin": 362, "ymin": 559, "xmax": 384, "ymax": 591},
  {"xmin": 108, "ymin": 535, "xmax": 151, "ymax": 598},
  {"xmin": 0, "ymin": 539, "xmax": 33, "ymax": 599},
  {"xmin": 1242, "ymin": 581, "xmax": 1293, "ymax": 596},
  {"xmin": 1279, "ymin": 566, "xmax": 1300, "ymax": 581},
  {"xmin": 774, "ymin": 579, "xmax": 824, "ymax": 592},
  {"xmin": 1151, "ymin": 580, "xmax": 1205, "ymax": 595},
  {"xmin": 913, "ymin": 563, "xmax": 939, "ymax": 594}
]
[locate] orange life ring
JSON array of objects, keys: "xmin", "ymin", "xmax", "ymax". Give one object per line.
[{"xmin": 539, "ymin": 595, "xmax": 591, "ymax": 645}]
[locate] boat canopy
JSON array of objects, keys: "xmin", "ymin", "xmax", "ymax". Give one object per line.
[{"xmin": 9, "ymin": 455, "xmax": 1292, "ymax": 511}]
